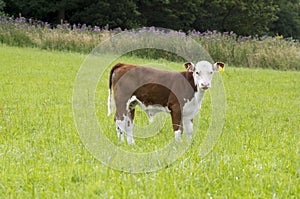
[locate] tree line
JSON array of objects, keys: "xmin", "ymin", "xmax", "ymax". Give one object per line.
[{"xmin": 1, "ymin": 0, "xmax": 300, "ymax": 38}]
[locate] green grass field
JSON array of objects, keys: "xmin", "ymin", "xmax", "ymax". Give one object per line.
[{"xmin": 0, "ymin": 44, "xmax": 299, "ymax": 198}]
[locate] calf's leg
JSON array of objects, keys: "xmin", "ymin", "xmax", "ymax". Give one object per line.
[
  {"xmin": 115, "ymin": 113, "xmax": 134, "ymax": 144},
  {"xmin": 114, "ymin": 98, "xmax": 135, "ymax": 144},
  {"xmin": 183, "ymin": 118, "xmax": 193, "ymax": 140},
  {"xmin": 170, "ymin": 106, "xmax": 183, "ymax": 142}
]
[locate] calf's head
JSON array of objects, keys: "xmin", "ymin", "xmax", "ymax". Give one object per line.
[{"xmin": 184, "ymin": 61, "xmax": 224, "ymax": 90}]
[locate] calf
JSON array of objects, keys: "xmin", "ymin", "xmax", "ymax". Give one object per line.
[{"xmin": 107, "ymin": 61, "xmax": 224, "ymax": 144}]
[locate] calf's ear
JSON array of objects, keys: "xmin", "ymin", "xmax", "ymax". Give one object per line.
[
  {"xmin": 213, "ymin": 62, "xmax": 225, "ymax": 72},
  {"xmin": 184, "ymin": 62, "xmax": 195, "ymax": 72}
]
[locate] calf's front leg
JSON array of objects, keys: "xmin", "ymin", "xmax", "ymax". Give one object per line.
[
  {"xmin": 183, "ymin": 118, "xmax": 193, "ymax": 140},
  {"xmin": 170, "ymin": 106, "xmax": 183, "ymax": 142}
]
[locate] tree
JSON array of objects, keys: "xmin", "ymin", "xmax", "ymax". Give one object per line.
[
  {"xmin": 193, "ymin": 0, "xmax": 279, "ymax": 36},
  {"xmin": 70, "ymin": 0, "xmax": 140, "ymax": 29},
  {"xmin": 270, "ymin": 0, "xmax": 300, "ymax": 39},
  {"xmin": 3, "ymin": 0, "xmax": 82, "ymax": 23},
  {"xmin": 0, "ymin": 0, "xmax": 5, "ymax": 15},
  {"xmin": 2, "ymin": 0, "xmax": 300, "ymax": 39},
  {"xmin": 3, "ymin": 0, "xmax": 140, "ymax": 28},
  {"xmin": 137, "ymin": 0, "xmax": 203, "ymax": 31}
]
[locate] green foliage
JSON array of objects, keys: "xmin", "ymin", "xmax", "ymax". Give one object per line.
[
  {"xmin": 137, "ymin": 0, "xmax": 203, "ymax": 31},
  {"xmin": 3, "ymin": 0, "xmax": 80, "ymax": 23},
  {"xmin": 192, "ymin": 32, "xmax": 300, "ymax": 70},
  {"xmin": 3, "ymin": 0, "xmax": 141, "ymax": 28},
  {"xmin": 0, "ymin": 0, "xmax": 5, "ymax": 15},
  {"xmin": 270, "ymin": 0, "xmax": 300, "ymax": 39},
  {"xmin": 70, "ymin": 0, "xmax": 141, "ymax": 29},
  {"xmin": 194, "ymin": 0, "xmax": 278, "ymax": 36},
  {"xmin": 3, "ymin": 0, "xmax": 300, "ymax": 38},
  {"xmin": 0, "ymin": 18, "xmax": 34, "ymax": 47},
  {"xmin": 0, "ymin": 45, "xmax": 299, "ymax": 198},
  {"xmin": 0, "ymin": 17, "xmax": 109, "ymax": 53},
  {"xmin": 1, "ymin": 18, "xmax": 299, "ymax": 70}
]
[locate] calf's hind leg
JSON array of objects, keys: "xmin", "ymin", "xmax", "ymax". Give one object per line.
[
  {"xmin": 114, "ymin": 100, "xmax": 136, "ymax": 144},
  {"xmin": 115, "ymin": 113, "xmax": 134, "ymax": 144}
]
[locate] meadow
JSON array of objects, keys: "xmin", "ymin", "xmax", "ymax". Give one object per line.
[{"xmin": 0, "ymin": 44, "xmax": 299, "ymax": 198}]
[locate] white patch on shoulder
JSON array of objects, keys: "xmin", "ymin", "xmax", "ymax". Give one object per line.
[{"xmin": 126, "ymin": 95, "xmax": 170, "ymax": 122}]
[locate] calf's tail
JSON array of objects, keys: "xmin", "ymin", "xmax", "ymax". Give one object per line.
[
  {"xmin": 107, "ymin": 89, "xmax": 114, "ymax": 116},
  {"xmin": 107, "ymin": 67, "xmax": 114, "ymax": 116},
  {"xmin": 107, "ymin": 63, "xmax": 124, "ymax": 116}
]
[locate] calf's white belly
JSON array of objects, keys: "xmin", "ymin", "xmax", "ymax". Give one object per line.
[
  {"xmin": 127, "ymin": 90, "xmax": 205, "ymax": 122},
  {"xmin": 126, "ymin": 96, "xmax": 170, "ymax": 122}
]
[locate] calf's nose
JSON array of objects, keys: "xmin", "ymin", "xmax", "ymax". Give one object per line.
[{"xmin": 201, "ymin": 82, "xmax": 210, "ymax": 89}]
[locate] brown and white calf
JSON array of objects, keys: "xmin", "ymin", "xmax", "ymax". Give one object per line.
[{"xmin": 107, "ymin": 61, "xmax": 224, "ymax": 144}]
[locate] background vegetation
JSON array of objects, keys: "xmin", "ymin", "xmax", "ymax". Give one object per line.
[
  {"xmin": 1, "ymin": 16, "xmax": 300, "ymax": 70},
  {"xmin": 1, "ymin": 0, "xmax": 300, "ymax": 70},
  {"xmin": 1, "ymin": 0, "xmax": 300, "ymax": 39}
]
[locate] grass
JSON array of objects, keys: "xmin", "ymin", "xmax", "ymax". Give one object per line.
[{"xmin": 0, "ymin": 44, "xmax": 300, "ymax": 198}]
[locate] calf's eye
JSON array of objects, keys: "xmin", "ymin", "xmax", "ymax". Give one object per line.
[{"xmin": 196, "ymin": 72, "xmax": 200, "ymax": 75}]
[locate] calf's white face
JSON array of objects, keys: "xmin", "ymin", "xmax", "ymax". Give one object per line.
[{"xmin": 185, "ymin": 61, "xmax": 224, "ymax": 90}]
